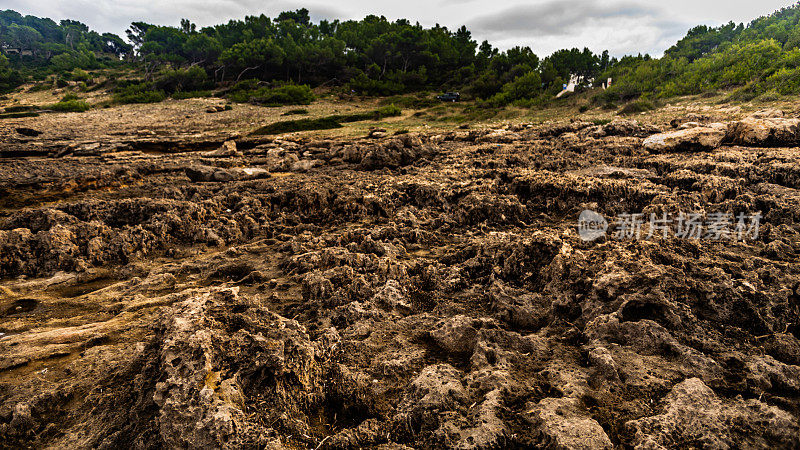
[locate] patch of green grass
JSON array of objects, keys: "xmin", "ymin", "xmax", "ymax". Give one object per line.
[
  {"xmin": 0, "ymin": 111, "xmax": 40, "ymax": 119},
  {"xmin": 229, "ymin": 83, "xmax": 314, "ymax": 106},
  {"xmin": 49, "ymin": 99, "xmax": 90, "ymax": 112},
  {"xmin": 252, "ymin": 105, "xmax": 403, "ymax": 135},
  {"xmin": 171, "ymin": 90, "xmax": 212, "ymax": 99},
  {"xmin": 592, "ymin": 118, "xmax": 613, "ymax": 126},
  {"xmin": 755, "ymin": 90, "xmax": 781, "ymax": 103},
  {"xmin": 252, "ymin": 117, "xmax": 343, "ymax": 135},
  {"xmin": 3, "ymin": 105, "xmax": 36, "ymax": 113},
  {"xmin": 379, "ymin": 94, "xmax": 438, "ymax": 109},
  {"xmin": 49, "ymin": 94, "xmax": 90, "ymax": 112},
  {"xmin": 427, "ymin": 104, "xmax": 499, "ymax": 123},
  {"xmin": 333, "ymin": 104, "xmax": 402, "ymax": 122}
]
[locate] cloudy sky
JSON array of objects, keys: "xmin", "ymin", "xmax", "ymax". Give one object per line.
[{"xmin": 4, "ymin": 0, "xmax": 795, "ymax": 56}]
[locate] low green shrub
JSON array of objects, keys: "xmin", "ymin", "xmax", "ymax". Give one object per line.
[
  {"xmin": 71, "ymin": 68, "xmax": 91, "ymax": 82},
  {"xmin": 113, "ymin": 82, "xmax": 167, "ymax": 104},
  {"xmin": 229, "ymin": 83, "xmax": 314, "ymax": 106},
  {"xmin": 334, "ymin": 104, "xmax": 402, "ymax": 122},
  {"xmin": 49, "ymin": 99, "xmax": 90, "ymax": 112},
  {"xmin": 756, "ymin": 90, "xmax": 781, "ymax": 102},
  {"xmin": 171, "ymin": 90, "xmax": 212, "ymax": 99},
  {"xmin": 347, "ymin": 73, "xmax": 405, "ymax": 96},
  {"xmin": 380, "ymin": 95, "xmax": 438, "ymax": 109},
  {"xmin": 0, "ymin": 111, "xmax": 39, "ymax": 119},
  {"xmin": 155, "ymin": 66, "xmax": 211, "ymax": 93},
  {"xmin": 4, "ymin": 105, "xmax": 35, "ymax": 113}
]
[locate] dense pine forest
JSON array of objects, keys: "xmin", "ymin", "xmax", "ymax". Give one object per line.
[{"xmin": 3, "ymin": 3, "xmax": 800, "ymax": 106}]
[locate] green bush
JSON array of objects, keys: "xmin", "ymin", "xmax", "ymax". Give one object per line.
[
  {"xmin": 380, "ymin": 95, "xmax": 438, "ymax": 109},
  {"xmin": 502, "ymin": 71, "xmax": 542, "ymax": 102},
  {"xmin": 72, "ymin": 69, "xmax": 91, "ymax": 82},
  {"xmin": 0, "ymin": 54, "xmax": 23, "ymax": 93},
  {"xmin": 155, "ymin": 66, "xmax": 212, "ymax": 93},
  {"xmin": 347, "ymin": 72, "xmax": 406, "ymax": 96},
  {"xmin": 113, "ymin": 82, "xmax": 167, "ymax": 104},
  {"xmin": 0, "ymin": 111, "xmax": 39, "ymax": 119},
  {"xmin": 334, "ymin": 104, "xmax": 402, "ymax": 122},
  {"xmin": 756, "ymin": 90, "xmax": 781, "ymax": 102},
  {"xmin": 764, "ymin": 66, "xmax": 800, "ymax": 94},
  {"xmin": 229, "ymin": 83, "xmax": 315, "ymax": 106},
  {"xmin": 484, "ymin": 71, "xmax": 544, "ymax": 106},
  {"xmin": 373, "ymin": 104, "xmax": 402, "ymax": 118},
  {"xmin": 50, "ymin": 99, "xmax": 90, "ymax": 112},
  {"xmin": 114, "ymin": 70, "xmax": 210, "ymax": 104},
  {"xmin": 172, "ymin": 90, "xmax": 212, "ymax": 99},
  {"xmin": 4, "ymin": 105, "xmax": 36, "ymax": 113},
  {"xmin": 229, "ymin": 79, "xmax": 260, "ymax": 92}
]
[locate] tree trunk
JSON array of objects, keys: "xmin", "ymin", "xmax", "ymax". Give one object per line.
[{"xmin": 236, "ymin": 65, "xmax": 260, "ymax": 82}]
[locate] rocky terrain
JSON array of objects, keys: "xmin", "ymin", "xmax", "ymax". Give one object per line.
[{"xmin": 1, "ymin": 105, "xmax": 799, "ymax": 449}]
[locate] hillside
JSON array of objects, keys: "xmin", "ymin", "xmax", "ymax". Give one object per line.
[
  {"xmin": 5, "ymin": 4, "xmax": 800, "ymax": 109},
  {"xmin": 600, "ymin": 2, "xmax": 800, "ymax": 103}
]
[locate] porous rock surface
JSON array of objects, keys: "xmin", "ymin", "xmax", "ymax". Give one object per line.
[{"xmin": 1, "ymin": 112, "xmax": 799, "ymax": 448}]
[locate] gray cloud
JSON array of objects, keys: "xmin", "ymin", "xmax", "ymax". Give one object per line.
[
  {"xmin": 464, "ymin": 0, "xmax": 696, "ymax": 56},
  {"xmin": 4, "ymin": 0, "xmax": 346, "ymax": 38},
  {"xmin": 2, "ymin": 0, "xmax": 794, "ymax": 57},
  {"xmin": 469, "ymin": 0, "xmax": 664, "ymax": 35}
]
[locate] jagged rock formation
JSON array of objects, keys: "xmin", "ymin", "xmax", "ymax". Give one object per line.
[{"xmin": 1, "ymin": 111, "xmax": 799, "ymax": 448}]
